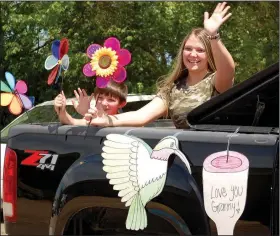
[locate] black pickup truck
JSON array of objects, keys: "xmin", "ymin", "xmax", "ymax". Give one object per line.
[{"xmin": 3, "ymin": 62, "xmax": 279, "ymax": 235}]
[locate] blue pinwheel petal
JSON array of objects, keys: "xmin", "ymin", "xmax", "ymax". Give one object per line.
[
  {"xmin": 28, "ymin": 96, "xmax": 35, "ymax": 105},
  {"xmin": 55, "ymin": 65, "xmax": 62, "ymax": 84},
  {"xmin": 5, "ymin": 71, "xmax": 15, "ymax": 91},
  {"xmin": 51, "ymin": 40, "xmax": 60, "ymax": 59}
]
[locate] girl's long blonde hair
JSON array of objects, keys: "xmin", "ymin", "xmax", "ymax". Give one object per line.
[{"xmin": 156, "ymin": 28, "xmax": 217, "ymax": 108}]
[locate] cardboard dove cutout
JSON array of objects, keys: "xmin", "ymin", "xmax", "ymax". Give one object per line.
[{"xmin": 101, "ymin": 134, "xmax": 191, "ymax": 231}]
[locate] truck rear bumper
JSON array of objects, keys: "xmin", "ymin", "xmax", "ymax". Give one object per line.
[
  {"xmin": 5, "ymin": 198, "xmax": 52, "ymax": 235},
  {"xmin": 5, "ymin": 221, "xmax": 49, "ymax": 235}
]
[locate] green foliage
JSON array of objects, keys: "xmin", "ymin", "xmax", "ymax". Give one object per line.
[{"xmin": 0, "ymin": 1, "xmax": 278, "ymax": 129}]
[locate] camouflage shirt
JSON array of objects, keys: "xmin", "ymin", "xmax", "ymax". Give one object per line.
[{"xmin": 159, "ymin": 72, "xmax": 218, "ymax": 129}]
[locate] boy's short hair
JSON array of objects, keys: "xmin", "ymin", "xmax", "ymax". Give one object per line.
[{"xmin": 94, "ymin": 80, "xmax": 128, "ymax": 103}]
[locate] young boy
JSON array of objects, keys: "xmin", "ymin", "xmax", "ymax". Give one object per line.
[{"xmin": 54, "ymin": 80, "xmax": 128, "ymax": 126}]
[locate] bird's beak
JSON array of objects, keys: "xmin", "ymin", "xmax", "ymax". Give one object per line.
[{"xmin": 174, "ymin": 149, "xmax": 192, "ymax": 174}]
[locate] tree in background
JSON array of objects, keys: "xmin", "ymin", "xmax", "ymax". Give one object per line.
[{"xmin": 0, "ymin": 1, "xmax": 278, "ymax": 129}]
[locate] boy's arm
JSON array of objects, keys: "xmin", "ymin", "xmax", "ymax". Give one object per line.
[{"xmin": 54, "ymin": 91, "xmax": 87, "ymax": 126}]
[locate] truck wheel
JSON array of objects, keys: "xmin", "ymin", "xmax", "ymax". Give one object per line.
[{"xmin": 62, "ymin": 206, "xmax": 188, "ymax": 235}]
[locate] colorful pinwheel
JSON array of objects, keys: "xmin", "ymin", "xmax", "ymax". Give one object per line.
[
  {"xmin": 45, "ymin": 38, "xmax": 69, "ymax": 85},
  {"xmin": 83, "ymin": 37, "xmax": 131, "ymax": 88},
  {"xmin": 0, "ymin": 72, "xmax": 33, "ymax": 115}
]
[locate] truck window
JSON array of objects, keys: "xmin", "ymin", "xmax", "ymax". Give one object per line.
[
  {"xmin": 1, "ymin": 98, "xmax": 167, "ymax": 140},
  {"xmin": 0, "ymin": 105, "xmax": 81, "ymax": 140}
]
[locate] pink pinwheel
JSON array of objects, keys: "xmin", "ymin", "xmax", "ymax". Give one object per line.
[{"xmin": 83, "ymin": 37, "xmax": 131, "ymax": 88}]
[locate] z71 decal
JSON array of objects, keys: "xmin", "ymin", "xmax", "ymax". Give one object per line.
[{"xmin": 21, "ymin": 150, "xmax": 59, "ymax": 171}]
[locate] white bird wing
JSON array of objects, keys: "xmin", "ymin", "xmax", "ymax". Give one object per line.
[
  {"xmin": 102, "ymin": 134, "xmax": 168, "ymax": 207},
  {"xmin": 131, "ymin": 136, "xmax": 168, "ymax": 189}
]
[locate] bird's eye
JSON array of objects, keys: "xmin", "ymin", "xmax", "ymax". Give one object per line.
[{"xmin": 170, "ymin": 143, "xmax": 174, "ymax": 148}]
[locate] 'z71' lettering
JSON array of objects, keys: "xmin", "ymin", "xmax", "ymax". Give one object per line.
[{"xmin": 21, "ymin": 150, "xmax": 59, "ymax": 171}]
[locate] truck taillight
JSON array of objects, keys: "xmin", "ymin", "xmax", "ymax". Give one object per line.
[{"xmin": 3, "ymin": 147, "xmax": 17, "ymax": 222}]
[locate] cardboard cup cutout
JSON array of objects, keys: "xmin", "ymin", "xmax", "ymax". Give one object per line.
[{"xmin": 203, "ymin": 150, "xmax": 249, "ymax": 235}]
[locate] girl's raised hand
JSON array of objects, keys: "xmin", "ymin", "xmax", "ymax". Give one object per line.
[{"xmin": 204, "ymin": 2, "xmax": 232, "ymax": 35}]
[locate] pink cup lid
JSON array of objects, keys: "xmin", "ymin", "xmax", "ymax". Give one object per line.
[{"xmin": 203, "ymin": 151, "xmax": 249, "ymax": 173}]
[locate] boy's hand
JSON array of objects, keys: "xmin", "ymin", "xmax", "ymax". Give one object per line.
[
  {"xmin": 84, "ymin": 105, "xmax": 109, "ymax": 126},
  {"xmin": 71, "ymin": 88, "xmax": 94, "ymax": 116},
  {"xmin": 84, "ymin": 107, "xmax": 99, "ymax": 120},
  {"xmin": 54, "ymin": 91, "xmax": 66, "ymax": 114}
]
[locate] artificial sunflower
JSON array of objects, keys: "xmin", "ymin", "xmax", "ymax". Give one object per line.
[
  {"xmin": 83, "ymin": 37, "xmax": 131, "ymax": 88},
  {"xmin": 90, "ymin": 47, "xmax": 118, "ymax": 77}
]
